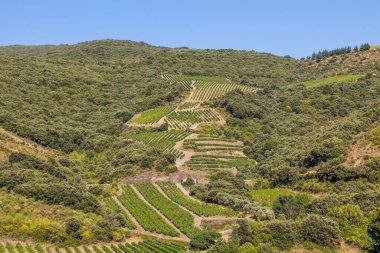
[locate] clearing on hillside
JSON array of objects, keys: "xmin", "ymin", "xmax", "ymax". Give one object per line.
[
  {"xmin": 128, "ymin": 105, "xmax": 176, "ymax": 125},
  {"xmin": 286, "ymin": 74, "xmax": 364, "ymax": 88},
  {"xmin": 182, "ymin": 134, "xmax": 255, "ymax": 170},
  {"xmin": 127, "ymin": 130, "xmax": 190, "ymax": 158},
  {"xmin": 190, "ymin": 81, "xmax": 257, "ymax": 102},
  {"xmin": 166, "ymin": 109, "xmax": 223, "ymax": 129}
]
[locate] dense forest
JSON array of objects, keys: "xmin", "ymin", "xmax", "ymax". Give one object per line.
[{"xmin": 0, "ymin": 40, "xmax": 380, "ymax": 252}]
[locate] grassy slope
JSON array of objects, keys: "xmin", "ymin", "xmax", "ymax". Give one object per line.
[
  {"xmin": 0, "ymin": 189, "xmax": 100, "ymax": 241},
  {"xmin": 286, "ymin": 74, "xmax": 365, "ymax": 88}
]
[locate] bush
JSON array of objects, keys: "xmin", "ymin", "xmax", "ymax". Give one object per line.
[
  {"xmin": 368, "ymin": 214, "xmax": 380, "ymax": 253},
  {"xmin": 232, "ymin": 220, "xmax": 253, "ymax": 244},
  {"xmin": 300, "ymin": 214, "xmax": 340, "ymax": 247},
  {"xmin": 65, "ymin": 218, "xmax": 83, "ymax": 239},
  {"xmin": 190, "ymin": 231, "xmax": 220, "ymax": 250},
  {"xmin": 266, "ymin": 220, "xmax": 299, "ymax": 250},
  {"xmin": 272, "ymin": 195, "xmax": 299, "ymax": 220}
]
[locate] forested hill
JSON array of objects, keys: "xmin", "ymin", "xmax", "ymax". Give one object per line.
[
  {"xmin": 0, "ymin": 40, "xmax": 303, "ymax": 153},
  {"xmin": 1, "ymin": 40, "xmax": 378, "ymax": 155}
]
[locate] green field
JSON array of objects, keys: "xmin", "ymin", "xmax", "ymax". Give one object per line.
[
  {"xmin": 250, "ymin": 188, "xmax": 308, "ymax": 206},
  {"xmin": 128, "ymin": 105, "xmax": 176, "ymax": 125},
  {"xmin": 185, "ymin": 155, "xmax": 253, "ymax": 170},
  {"xmin": 286, "ymin": 74, "xmax": 364, "ymax": 88}
]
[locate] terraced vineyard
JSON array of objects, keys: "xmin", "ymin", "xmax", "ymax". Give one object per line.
[
  {"xmin": 0, "ymin": 240, "xmax": 185, "ymax": 253},
  {"xmin": 185, "ymin": 154, "xmax": 253, "ymax": 170},
  {"xmin": 127, "ymin": 130, "xmax": 189, "ymax": 158},
  {"xmin": 166, "ymin": 109, "xmax": 223, "ymax": 129},
  {"xmin": 128, "ymin": 105, "xmax": 176, "ymax": 125},
  {"xmin": 134, "ymin": 183, "xmax": 202, "ymax": 239},
  {"xmin": 103, "ymin": 197, "xmax": 137, "ymax": 229},
  {"xmin": 157, "ymin": 182, "xmax": 236, "ymax": 216},
  {"xmin": 161, "ymin": 75, "xmax": 193, "ymax": 90},
  {"xmin": 183, "ymin": 135, "xmax": 244, "ymax": 152},
  {"xmin": 190, "ymin": 81, "xmax": 257, "ymax": 102},
  {"xmin": 118, "ymin": 185, "xmax": 180, "ymax": 236}
]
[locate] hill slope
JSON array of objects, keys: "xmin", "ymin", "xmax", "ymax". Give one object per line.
[{"xmin": 1, "ymin": 40, "xmax": 380, "ymax": 251}]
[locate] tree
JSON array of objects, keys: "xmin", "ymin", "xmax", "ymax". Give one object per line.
[
  {"xmin": 272, "ymin": 195, "xmax": 299, "ymax": 220},
  {"xmin": 209, "ymin": 239, "xmax": 240, "ymax": 253},
  {"xmin": 239, "ymin": 242, "xmax": 258, "ymax": 253},
  {"xmin": 300, "ymin": 214, "xmax": 340, "ymax": 247},
  {"xmin": 368, "ymin": 214, "xmax": 380, "ymax": 253},
  {"xmin": 360, "ymin": 43, "xmax": 370, "ymax": 51},
  {"xmin": 266, "ymin": 220, "xmax": 299, "ymax": 250},
  {"xmin": 65, "ymin": 217, "xmax": 83, "ymax": 239},
  {"xmin": 190, "ymin": 231, "xmax": 220, "ymax": 250},
  {"xmin": 232, "ymin": 219, "xmax": 253, "ymax": 244}
]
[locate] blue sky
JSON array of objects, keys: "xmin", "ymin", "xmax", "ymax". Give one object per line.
[{"xmin": 1, "ymin": 0, "xmax": 379, "ymax": 57}]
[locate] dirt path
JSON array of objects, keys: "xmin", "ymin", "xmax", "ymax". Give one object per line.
[
  {"xmin": 174, "ymin": 133, "xmax": 198, "ymax": 168},
  {"xmin": 129, "ymin": 185, "xmax": 189, "ymax": 241}
]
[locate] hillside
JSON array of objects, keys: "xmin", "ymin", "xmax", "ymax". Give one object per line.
[{"xmin": 0, "ymin": 41, "xmax": 380, "ymax": 252}]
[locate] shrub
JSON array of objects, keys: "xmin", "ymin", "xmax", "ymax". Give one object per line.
[
  {"xmin": 266, "ymin": 220, "xmax": 300, "ymax": 250},
  {"xmin": 190, "ymin": 231, "xmax": 220, "ymax": 250},
  {"xmin": 300, "ymin": 214, "xmax": 340, "ymax": 247},
  {"xmin": 272, "ymin": 195, "xmax": 299, "ymax": 220},
  {"xmin": 232, "ymin": 220, "xmax": 253, "ymax": 244},
  {"xmin": 65, "ymin": 218, "xmax": 83, "ymax": 239}
]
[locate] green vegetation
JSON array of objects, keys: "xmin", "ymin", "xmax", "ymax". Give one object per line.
[
  {"xmin": 127, "ymin": 130, "xmax": 189, "ymax": 158},
  {"xmin": 185, "ymin": 155, "xmax": 252, "ymax": 170},
  {"xmin": 157, "ymin": 182, "xmax": 235, "ymax": 216},
  {"xmin": 128, "ymin": 105, "xmax": 176, "ymax": 125},
  {"xmin": 366, "ymin": 124, "xmax": 380, "ymax": 145},
  {"xmin": 0, "ymin": 241, "xmax": 185, "ymax": 253},
  {"xmin": 164, "ymin": 74, "xmax": 230, "ymax": 84},
  {"xmin": 286, "ymin": 74, "xmax": 364, "ymax": 88},
  {"xmin": 250, "ymin": 188, "xmax": 300, "ymax": 206},
  {"xmin": 118, "ymin": 185, "xmax": 179, "ymax": 236},
  {"xmin": 134, "ymin": 183, "xmax": 202, "ymax": 238},
  {"xmin": 177, "ymin": 102, "xmax": 199, "ymax": 110},
  {"xmin": 103, "ymin": 197, "xmax": 137, "ymax": 229},
  {"xmin": 191, "ymin": 81, "xmax": 257, "ymax": 102},
  {"xmin": 309, "ymin": 43, "xmax": 371, "ymax": 61},
  {"xmin": 0, "ymin": 40, "xmax": 380, "ymax": 251},
  {"xmin": 166, "ymin": 109, "xmax": 222, "ymax": 129}
]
